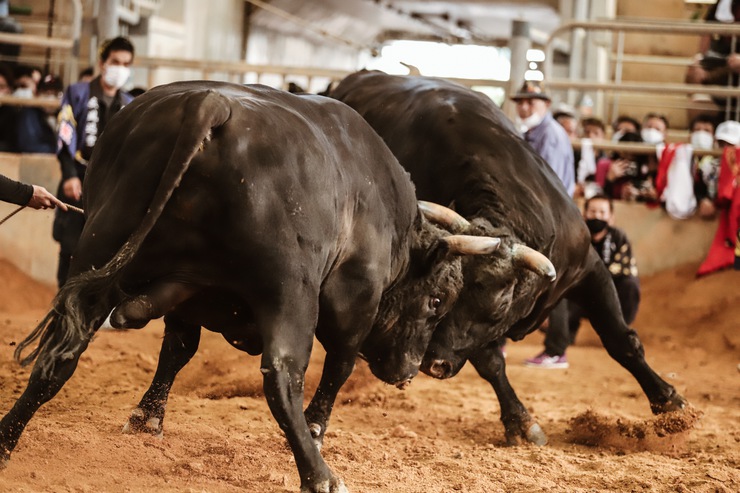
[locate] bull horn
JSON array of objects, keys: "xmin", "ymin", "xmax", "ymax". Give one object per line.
[
  {"xmin": 511, "ymin": 244, "xmax": 556, "ymax": 282},
  {"xmin": 400, "ymin": 61, "xmax": 421, "ymax": 75},
  {"xmin": 418, "ymin": 201, "xmax": 470, "ymax": 230},
  {"xmin": 443, "ymin": 235, "xmax": 501, "ymax": 255}
]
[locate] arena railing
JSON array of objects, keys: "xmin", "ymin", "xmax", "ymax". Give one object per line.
[{"xmin": 542, "ymin": 19, "xmax": 740, "ymax": 122}]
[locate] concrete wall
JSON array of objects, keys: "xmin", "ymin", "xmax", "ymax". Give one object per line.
[
  {"xmin": 0, "ymin": 153, "xmax": 60, "ymax": 287},
  {"xmin": 0, "ymin": 153, "xmax": 717, "ymax": 287}
]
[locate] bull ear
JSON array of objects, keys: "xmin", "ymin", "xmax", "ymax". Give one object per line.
[
  {"xmin": 442, "ymin": 235, "xmax": 502, "ymax": 255},
  {"xmin": 511, "ymin": 244, "xmax": 557, "ymax": 282},
  {"xmin": 418, "ymin": 201, "xmax": 470, "ymax": 231}
]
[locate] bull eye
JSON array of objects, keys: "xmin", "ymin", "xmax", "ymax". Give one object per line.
[{"xmin": 429, "ymin": 296, "xmax": 442, "ymax": 311}]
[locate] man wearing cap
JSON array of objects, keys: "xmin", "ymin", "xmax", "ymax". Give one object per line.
[
  {"xmin": 510, "ymin": 80, "xmax": 575, "ymax": 197},
  {"xmin": 511, "ymin": 81, "xmax": 575, "ymax": 368}
]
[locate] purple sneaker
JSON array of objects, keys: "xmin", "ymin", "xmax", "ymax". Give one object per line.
[{"xmin": 524, "ymin": 352, "xmax": 569, "ymax": 369}]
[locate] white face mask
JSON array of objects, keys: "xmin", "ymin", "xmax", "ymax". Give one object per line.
[
  {"xmin": 518, "ymin": 112, "xmax": 544, "ymax": 131},
  {"xmin": 690, "ymin": 130, "xmax": 714, "ymax": 150},
  {"xmin": 13, "ymin": 87, "xmax": 34, "ymax": 99},
  {"xmin": 611, "ymin": 129, "xmax": 625, "ymax": 142},
  {"xmin": 103, "ymin": 65, "xmax": 130, "ymax": 90},
  {"xmin": 641, "ymin": 127, "xmax": 664, "ymax": 145}
]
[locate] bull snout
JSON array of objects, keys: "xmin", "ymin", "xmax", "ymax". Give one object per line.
[{"xmin": 427, "ymin": 359, "xmax": 454, "ymax": 379}]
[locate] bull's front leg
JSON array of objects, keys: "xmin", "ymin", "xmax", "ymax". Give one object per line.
[
  {"xmin": 123, "ymin": 315, "xmax": 201, "ymax": 437},
  {"xmin": 0, "ymin": 319, "xmax": 93, "ymax": 467},
  {"xmin": 469, "ymin": 340, "xmax": 547, "ymax": 446},
  {"xmin": 261, "ymin": 327, "xmax": 347, "ymax": 493},
  {"xmin": 304, "ymin": 349, "xmax": 356, "ymax": 450}
]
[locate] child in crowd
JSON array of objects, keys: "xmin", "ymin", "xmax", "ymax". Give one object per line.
[{"xmin": 525, "ymin": 194, "xmax": 640, "ymax": 368}]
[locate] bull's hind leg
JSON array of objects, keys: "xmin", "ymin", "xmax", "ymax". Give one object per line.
[
  {"xmin": 470, "ymin": 341, "xmax": 547, "ymax": 446},
  {"xmin": 0, "ymin": 320, "xmax": 93, "ymax": 467},
  {"xmin": 123, "ymin": 315, "xmax": 200, "ymax": 437},
  {"xmin": 575, "ymin": 254, "xmax": 687, "ymax": 413}
]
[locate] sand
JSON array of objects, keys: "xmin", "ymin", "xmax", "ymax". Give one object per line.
[{"xmin": 0, "ymin": 259, "xmax": 738, "ymax": 492}]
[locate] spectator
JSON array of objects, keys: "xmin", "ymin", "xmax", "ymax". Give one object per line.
[
  {"xmin": 15, "ymin": 74, "xmax": 63, "ymax": 153},
  {"xmin": 575, "ymin": 117, "xmax": 609, "ymax": 199},
  {"xmin": 525, "ymin": 194, "xmax": 640, "ymax": 368},
  {"xmin": 697, "ymin": 119, "xmax": 740, "ymax": 276},
  {"xmin": 511, "ymin": 80, "xmax": 574, "ymax": 361},
  {"xmin": 685, "ymin": 0, "xmax": 740, "ymax": 119},
  {"xmin": 691, "ymin": 115, "xmax": 721, "ymax": 218},
  {"xmin": 0, "ymin": 62, "xmax": 16, "ymax": 151},
  {"xmin": 0, "ymin": 173, "xmax": 66, "ymax": 210},
  {"xmin": 553, "ymin": 104, "xmax": 578, "ymax": 139},
  {"xmin": 611, "ymin": 115, "xmax": 641, "ymax": 142},
  {"xmin": 53, "ymin": 36, "xmax": 135, "ymax": 287},
  {"xmin": 12, "ymin": 65, "xmax": 39, "ymax": 98},
  {"xmin": 510, "ymin": 80, "xmax": 575, "ymax": 196},
  {"xmin": 641, "ymin": 112, "xmax": 669, "ymax": 146},
  {"xmin": 78, "ymin": 66, "xmax": 94, "ymax": 83},
  {"xmin": 600, "ymin": 132, "xmax": 652, "ymax": 201}
]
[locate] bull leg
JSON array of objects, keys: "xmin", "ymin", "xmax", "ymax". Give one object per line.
[
  {"xmin": 0, "ymin": 328, "xmax": 92, "ymax": 467},
  {"xmin": 260, "ymin": 320, "xmax": 347, "ymax": 493},
  {"xmin": 123, "ymin": 315, "xmax": 201, "ymax": 437},
  {"xmin": 576, "ymin": 255, "xmax": 687, "ymax": 413},
  {"xmin": 303, "ymin": 350, "xmax": 356, "ymax": 450},
  {"xmin": 469, "ymin": 341, "xmax": 547, "ymax": 446}
]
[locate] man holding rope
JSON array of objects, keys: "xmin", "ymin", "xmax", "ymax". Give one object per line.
[{"xmin": 0, "ymin": 174, "xmax": 66, "ymax": 211}]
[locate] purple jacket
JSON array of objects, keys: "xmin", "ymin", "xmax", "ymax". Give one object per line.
[{"xmin": 524, "ymin": 112, "xmax": 575, "ymax": 197}]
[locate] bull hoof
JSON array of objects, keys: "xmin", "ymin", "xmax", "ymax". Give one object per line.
[
  {"xmin": 525, "ymin": 423, "xmax": 548, "ymax": 446},
  {"xmin": 300, "ymin": 477, "xmax": 348, "ymax": 493},
  {"xmin": 504, "ymin": 422, "xmax": 548, "ymax": 446},
  {"xmin": 122, "ymin": 407, "xmax": 163, "ymax": 438},
  {"xmin": 651, "ymin": 392, "xmax": 689, "ymax": 414}
]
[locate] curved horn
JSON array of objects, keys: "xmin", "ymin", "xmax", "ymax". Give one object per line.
[
  {"xmin": 511, "ymin": 244, "xmax": 556, "ymax": 282},
  {"xmin": 400, "ymin": 61, "xmax": 421, "ymax": 76},
  {"xmin": 443, "ymin": 235, "xmax": 501, "ymax": 255},
  {"xmin": 418, "ymin": 201, "xmax": 470, "ymax": 230}
]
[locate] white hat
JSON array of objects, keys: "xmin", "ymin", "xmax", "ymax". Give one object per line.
[{"xmin": 715, "ymin": 120, "xmax": 740, "ymax": 146}]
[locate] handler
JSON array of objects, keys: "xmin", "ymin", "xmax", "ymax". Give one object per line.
[{"xmin": 0, "ymin": 173, "xmax": 66, "ymax": 210}]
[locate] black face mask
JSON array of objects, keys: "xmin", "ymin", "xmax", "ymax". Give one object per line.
[{"xmin": 585, "ymin": 218, "xmax": 608, "ymax": 235}]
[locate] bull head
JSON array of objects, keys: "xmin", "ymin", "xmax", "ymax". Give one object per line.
[{"xmin": 419, "ymin": 200, "xmax": 556, "ymax": 282}]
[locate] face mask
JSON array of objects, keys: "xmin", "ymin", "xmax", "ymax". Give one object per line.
[
  {"xmin": 585, "ymin": 218, "xmax": 608, "ymax": 235},
  {"xmin": 13, "ymin": 87, "xmax": 33, "ymax": 99},
  {"xmin": 103, "ymin": 65, "xmax": 130, "ymax": 89},
  {"xmin": 611, "ymin": 129, "xmax": 625, "ymax": 142},
  {"xmin": 641, "ymin": 127, "xmax": 664, "ymax": 145},
  {"xmin": 690, "ymin": 130, "xmax": 714, "ymax": 150},
  {"xmin": 518, "ymin": 112, "xmax": 544, "ymax": 131}
]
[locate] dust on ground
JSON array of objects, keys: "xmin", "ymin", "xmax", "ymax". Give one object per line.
[{"xmin": 0, "ymin": 260, "xmax": 738, "ymax": 492}]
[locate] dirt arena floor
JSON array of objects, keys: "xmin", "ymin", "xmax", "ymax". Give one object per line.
[{"xmin": 0, "ymin": 258, "xmax": 738, "ymax": 492}]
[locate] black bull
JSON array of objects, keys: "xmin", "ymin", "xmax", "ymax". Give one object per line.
[
  {"xmin": 0, "ymin": 81, "xmax": 512, "ymax": 493},
  {"xmin": 330, "ymin": 70, "xmax": 687, "ymax": 445}
]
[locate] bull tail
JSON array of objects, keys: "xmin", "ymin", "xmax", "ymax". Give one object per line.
[{"xmin": 15, "ymin": 89, "xmax": 233, "ymax": 377}]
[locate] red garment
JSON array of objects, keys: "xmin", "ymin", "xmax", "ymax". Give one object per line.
[
  {"xmin": 654, "ymin": 143, "xmax": 678, "ymax": 199},
  {"xmin": 697, "ymin": 146, "xmax": 740, "ymax": 277}
]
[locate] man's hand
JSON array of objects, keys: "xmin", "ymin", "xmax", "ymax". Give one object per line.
[
  {"xmin": 728, "ymin": 53, "xmax": 740, "ymax": 73},
  {"xmin": 27, "ymin": 185, "xmax": 68, "ymax": 211},
  {"xmin": 62, "ymin": 177, "xmax": 82, "ymax": 201}
]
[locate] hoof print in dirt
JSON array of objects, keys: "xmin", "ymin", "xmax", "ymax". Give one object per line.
[{"xmin": 122, "ymin": 408, "xmax": 163, "ymax": 438}]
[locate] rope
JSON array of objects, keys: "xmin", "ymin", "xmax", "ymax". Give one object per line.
[{"xmin": 0, "ymin": 202, "xmax": 84, "ymax": 226}]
